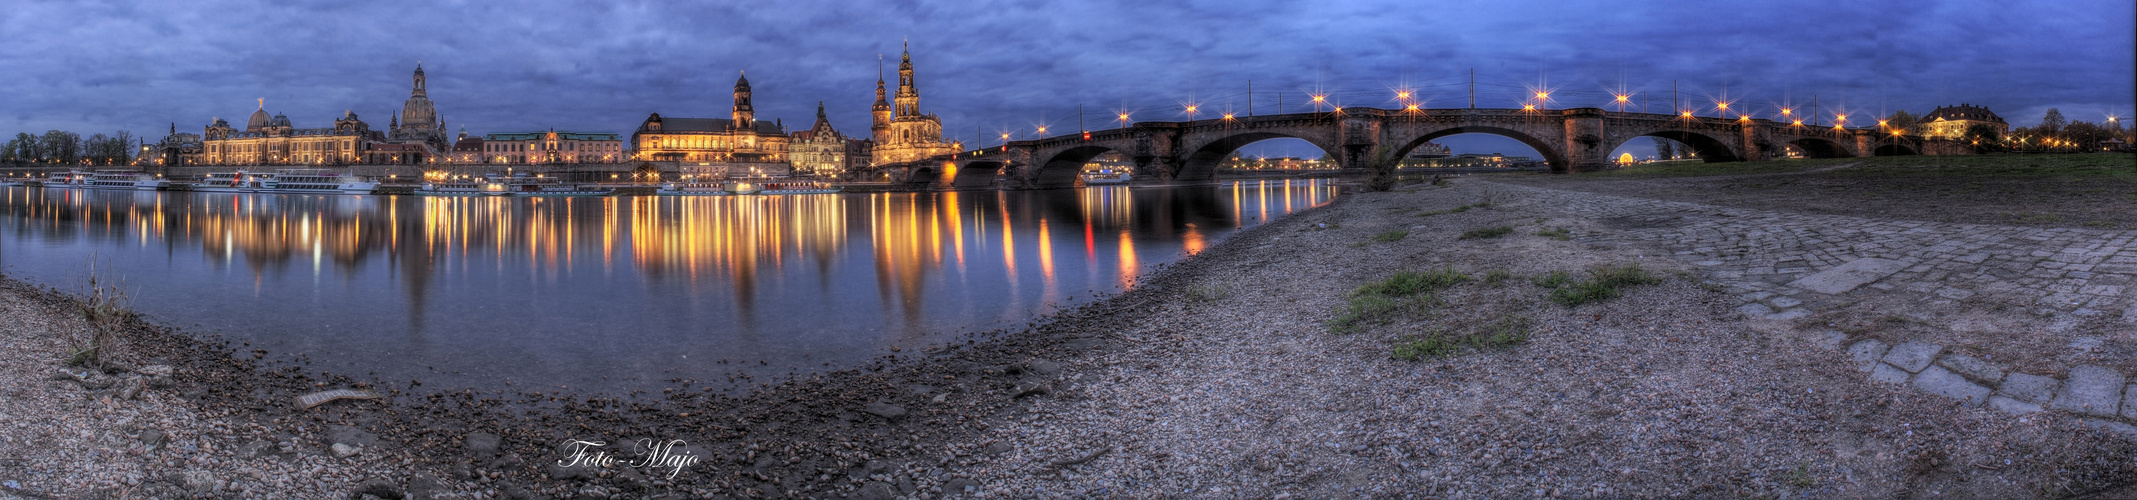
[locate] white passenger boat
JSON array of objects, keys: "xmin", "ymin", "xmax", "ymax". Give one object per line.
[
  {"xmin": 194, "ymin": 171, "xmax": 274, "ymax": 193},
  {"xmin": 44, "ymin": 170, "xmax": 92, "ymax": 188},
  {"xmin": 416, "ymin": 180, "xmax": 505, "ymax": 196},
  {"xmin": 758, "ymin": 181, "xmax": 841, "ymax": 195},
  {"xmin": 726, "ymin": 181, "xmax": 762, "ymax": 195},
  {"xmin": 262, "ymin": 169, "xmax": 377, "ymax": 195},
  {"xmin": 1082, "ymin": 171, "xmax": 1131, "ymax": 186},
  {"xmin": 657, "ymin": 182, "xmax": 732, "ymax": 196},
  {"xmin": 499, "ymin": 176, "xmax": 612, "ymax": 197},
  {"xmin": 66, "ymin": 170, "xmax": 166, "ymax": 190}
]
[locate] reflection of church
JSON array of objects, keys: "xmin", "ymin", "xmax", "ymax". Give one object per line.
[{"xmin": 870, "ymin": 43, "xmax": 960, "ymax": 166}]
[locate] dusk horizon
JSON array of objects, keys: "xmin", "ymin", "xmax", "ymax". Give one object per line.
[{"xmin": 5, "ymin": 0, "xmax": 2131, "ymax": 159}]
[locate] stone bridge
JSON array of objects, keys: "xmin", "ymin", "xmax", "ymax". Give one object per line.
[{"xmin": 858, "ymin": 107, "xmax": 1970, "ymax": 190}]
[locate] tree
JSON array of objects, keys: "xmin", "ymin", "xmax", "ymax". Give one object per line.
[
  {"xmin": 10, "ymin": 133, "xmax": 34, "ymax": 163},
  {"xmin": 39, "ymin": 130, "xmax": 80, "ymax": 164},
  {"xmin": 1885, "ymin": 110, "xmax": 1919, "ymax": 134},
  {"xmin": 1963, "ymin": 123, "xmax": 2003, "ymax": 152},
  {"xmin": 1651, "ymin": 137, "xmax": 1675, "ymax": 160},
  {"xmin": 2063, "ymin": 120, "xmax": 2103, "ymax": 150},
  {"xmin": 2039, "ymin": 108, "xmax": 2067, "ymax": 136}
]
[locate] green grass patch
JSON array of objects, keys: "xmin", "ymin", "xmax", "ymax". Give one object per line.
[
  {"xmin": 1483, "ymin": 268, "xmax": 1514, "ymax": 284},
  {"xmin": 1391, "ymin": 315, "xmax": 1533, "ymax": 360},
  {"xmin": 1542, "ymin": 264, "xmax": 1664, "ymax": 307},
  {"xmin": 1330, "ymin": 268, "xmax": 1470, "ymax": 333},
  {"xmin": 1371, "ymin": 230, "xmax": 1410, "ymax": 243},
  {"xmin": 1535, "ymin": 227, "xmax": 1572, "ymax": 240},
  {"xmin": 1418, "ymin": 201, "xmax": 1492, "ymax": 217},
  {"xmin": 1531, "ymin": 270, "xmax": 1574, "ymax": 288},
  {"xmin": 1354, "ymin": 267, "xmax": 1470, "ymax": 297},
  {"xmin": 1458, "ymin": 226, "xmax": 1514, "ymax": 240}
]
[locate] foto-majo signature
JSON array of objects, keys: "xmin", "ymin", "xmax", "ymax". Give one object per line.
[{"xmin": 555, "ymin": 438, "xmax": 702, "ymax": 479}]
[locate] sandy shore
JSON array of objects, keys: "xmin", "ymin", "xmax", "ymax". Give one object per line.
[{"xmin": 4, "ymin": 174, "xmax": 2135, "ymax": 499}]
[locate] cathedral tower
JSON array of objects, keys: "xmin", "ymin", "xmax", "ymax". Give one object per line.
[
  {"xmin": 732, "ymin": 71, "xmax": 755, "ymax": 129},
  {"xmin": 871, "ymin": 57, "xmax": 892, "ymax": 144},
  {"xmin": 894, "ymin": 42, "xmax": 920, "ymax": 118}
]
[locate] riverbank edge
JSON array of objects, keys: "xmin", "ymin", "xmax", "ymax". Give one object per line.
[{"xmin": 0, "ymin": 187, "xmax": 1360, "ymax": 498}]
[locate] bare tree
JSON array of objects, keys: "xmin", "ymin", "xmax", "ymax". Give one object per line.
[{"xmin": 1651, "ymin": 137, "xmax": 1675, "ymax": 160}]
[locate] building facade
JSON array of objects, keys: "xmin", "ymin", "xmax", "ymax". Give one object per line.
[
  {"xmin": 869, "ymin": 43, "xmax": 959, "ymax": 166},
  {"xmin": 481, "ymin": 130, "xmax": 624, "ymax": 164},
  {"xmin": 1921, "ymin": 104, "xmax": 2008, "ymax": 139},
  {"xmin": 631, "ymin": 72, "xmax": 792, "ymax": 176},
  {"xmin": 195, "ymin": 104, "xmax": 379, "ymax": 166},
  {"xmin": 447, "ymin": 130, "xmax": 484, "ymax": 164},
  {"xmin": 138, "ymin": 123, "xmax": 202, "ymax": 169},
  {"xmin": 788, "ymin": 102, "xmax": 852, "ymax": 177}
]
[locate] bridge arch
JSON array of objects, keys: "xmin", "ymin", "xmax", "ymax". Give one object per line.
[
  {"xmin": 1874, "ymin": 143, "xmax": 1919, "ymax": 156},
  {"xmin": 1632, "ymin": 130, "xmax": 1742, "ymax": 163},
  {"xmin": 949, "ymin": 160, "xmax": 1007, "ymax": 189},
  {"xmin": 1033, "ymin": 145, "xmax": 1127, "ymax": 189},
  {"xmin": 1178, "ymin": 133, "xmax": 1341, "ymax": 182},
  {"xmin": 1396, "ymin": 126, "xmax": 1567, "ymax": 170},
  {"xmin": 1788, "ymin": 137, "xmax": 1854, "ymax": 158}
]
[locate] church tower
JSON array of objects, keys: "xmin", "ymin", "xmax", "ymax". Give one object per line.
[
  {"xmin": 871, "ymin": 58, "xmax": 892, "ymax": 144},
  {"xmin": 894, "ymin": 43, "xmax": 920, "ymax": 118},
  {"xmin": 731, "ymin": 71, "xmax": 755, "ymax": 130}
]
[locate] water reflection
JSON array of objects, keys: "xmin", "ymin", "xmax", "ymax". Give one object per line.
[{"xmin": 0, "ymin": 180, "xmax": 1336, "ymax": 394}]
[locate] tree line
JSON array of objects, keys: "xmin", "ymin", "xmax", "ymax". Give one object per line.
[
  {"xmin": 2, "ymin": 130, "xmax": 138, "ymax": 166},
  {"xmin": 1882, "ymin": 108, "xmax": 2129, "ymax": 152}
]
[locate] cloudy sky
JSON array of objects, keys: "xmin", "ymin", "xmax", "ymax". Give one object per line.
[{"xmin": 2, "ymin": 0, "xmax": 2130, "ymax": 159}]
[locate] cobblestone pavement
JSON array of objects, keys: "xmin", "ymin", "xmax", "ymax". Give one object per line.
[{"xmin": 1484, "ymin": 180, "xmax": 2137, "ymax": 429}]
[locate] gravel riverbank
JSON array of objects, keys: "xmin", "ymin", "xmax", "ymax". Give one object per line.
[{"xmin": 4, "ymin": 175, "xmax": 2135, "ymax": 499}]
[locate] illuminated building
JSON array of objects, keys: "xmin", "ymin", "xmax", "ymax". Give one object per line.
[
  {"xmin": 481, "ymin": 130, "xmax": 624, "ymax": 164},
  {"xmin": 447, "ymin": 129, "xmax": 483, "ymax": 164},
  {"xmin": 789, "ymin": 102, "xmax": 855, "ymax": 177},
  {"xmin": 632, "ymin": 72, "xmax": 792, "ymax": 176},
  {"xmin": 869, "ymin": 43, "xmax": 960, "ymax": 166},
  {"xmin": 1921, "ymin": 104, "xmax": 2008, "ymax": 139},
  {"xmin": 141, "ymin": 123, "xmax": 201, "ymax": 169},
  {"xmin": 387, "ymin": 64, "xmax": 452, "ymax": 155},
  {"xmin": 197, "ymin": 103, "xmax": 379, "ymax": 166}
]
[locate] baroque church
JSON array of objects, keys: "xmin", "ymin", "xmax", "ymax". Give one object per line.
[
  {"xmin": 870, "ymin": 43, "xmax": 959, "ymax": 166},
  {"xmin": 184, "ymin": 64, "xmax": 446, "ymax": 167},
  {"xmin": 389, "ymin": 64, "xmax": 451, "ymax": 153}
]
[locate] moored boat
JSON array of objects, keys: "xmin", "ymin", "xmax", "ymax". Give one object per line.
[
  {"xmin": 262, "ymin": 169, "xmax": 377, "ymax": 195},
  {"xmin": 416, "ymin": 179, "xmax": 504, "ymax": 196},
  {"xmin": 500, "ymin": 175, "xmax": 612, "ymax": 197},
  {"xmin": 194, "ymin": 171, "xmax": 274, "ymax": 193},
  {"xmin": 657, "ymin": 182, "xmax": 731, "ymax": 196},
  {"xmin": 758, "ymin": 181, "xmax": 841, "ymax": 195},
  {"xmin": 1082, "ymin": 171, "xmax": 1131, "ymax": 186}
]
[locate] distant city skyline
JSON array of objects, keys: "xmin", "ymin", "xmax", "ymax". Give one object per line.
[{"xmin": 2, "ymin": 0, "xmax": 2129, "ymax": 160}]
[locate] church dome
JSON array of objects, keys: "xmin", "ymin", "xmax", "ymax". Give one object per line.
[
  {"xmin": 246, "ymin": 108, "xmax": 271, "ymax": 131},
  {"xmin": 269, "ymin": 113, "xmax": 291, "ymax": 128}
]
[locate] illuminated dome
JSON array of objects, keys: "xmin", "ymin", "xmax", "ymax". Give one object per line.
[{"xmin": 246, "ymin": 108, "xmax": 270, "ymax": 131}]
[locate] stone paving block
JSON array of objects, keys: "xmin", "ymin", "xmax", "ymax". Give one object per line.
[
  {"xmin": 1870, "ymin": 363, "xmax": 1913, "ymax": 385},
  {"xmin": 1848, "ymin": 340, "xmax": 1890, "ymax": 372},
  {"xmin": 2083, "ymin": 420, "xmax": 2137, "ymax": 440},
  {"xmin": 1882, "ymin": 342, "xmax": 1943, "ymax": 373},
  {"xmin": 2052, "ymin": 365, "xmax": 2127, "ymax": 417},
  {"xmin": 2000, "ymin": 373, "xmax": 2060, "ymax": 405},
  {"xmin": 1735, "ymin": 303, "xmax": 1774, "ymax": 317},
  {"xmin": 1936, "ymin": 355, "xmax": 2005, "ymax": 384},
  {"xmin": 1766, "ymin": 309, "xmax": 1811, "ymax": 320},
  {"xmin": 1769, "ymin": 296, "xmax": 1803, "ymax": 308},
  {"xmin": 1912, "ymin": 366, "xmax": 1991, "ymax": 406},
  {"xmin": 2124, "ymin": 385, "xmax": 2137, "ymax": 421},
  {"xmin": 1788, "ymin": 258, "xmax": 1910, "ymax": 294},
  {"xmin": 1989, "ymin": 396, "xmax": 2044, "ymax": 415},
  {"xmin": 1813, "ymin": 331, "xmax": 1847, "ymax": 350}
]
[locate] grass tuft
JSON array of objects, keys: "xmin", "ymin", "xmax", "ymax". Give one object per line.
[
  {"xmin": 1391, "ymin": 315, "xmax": 1532, "ymax": 360},
  {"xmin": 1535, "ymin": 227, "xmax": 1572, "ymax": 240},
  {"xmin": 68, "ymin": 256, "xmax": 133, "ymax": 369},
  {"xmin": 1371, "ymin": 230, "xmax": 1410, "ymax": 243},
  {"xmin": 1541, "ymin": 264, "xmax": 1663, "ymax": 307},
  {"xmin": 1483, "ymin": 268, "xmax": 1514, "ymax": 285},
  {"xmin": 1330, "ymin": 267, "xmax": 1469, "ymax": 333},
  {"xmin": 1458, "ymin": 226, "xmax": 1514, "ymax": 240}
]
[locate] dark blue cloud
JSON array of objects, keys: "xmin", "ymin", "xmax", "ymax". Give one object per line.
[{"xmin": 2, "ymin": 0, "xmax": 2129, "ymax": 158}]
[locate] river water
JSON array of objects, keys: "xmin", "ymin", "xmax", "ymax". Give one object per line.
[{"xmin": 0, "ymin": 180, "xmax": 1336, "ymax": 394}]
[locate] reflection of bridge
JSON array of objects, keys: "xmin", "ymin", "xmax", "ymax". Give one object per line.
[{"xmin": 861, "ymin": 107, "xmax": 1967, "ymax": 190}]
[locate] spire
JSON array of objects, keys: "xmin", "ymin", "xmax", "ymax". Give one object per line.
[
  {"xmin": 411, "ymin": 64, "xmax": 427, "ymax": 97},
  {"xmin": 817, "ymin": 101, "xmax": 827, "ymax": 122},
  {"xmin": 732, "ymin": 70, "xmax": 755, "ymax": 128}
]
